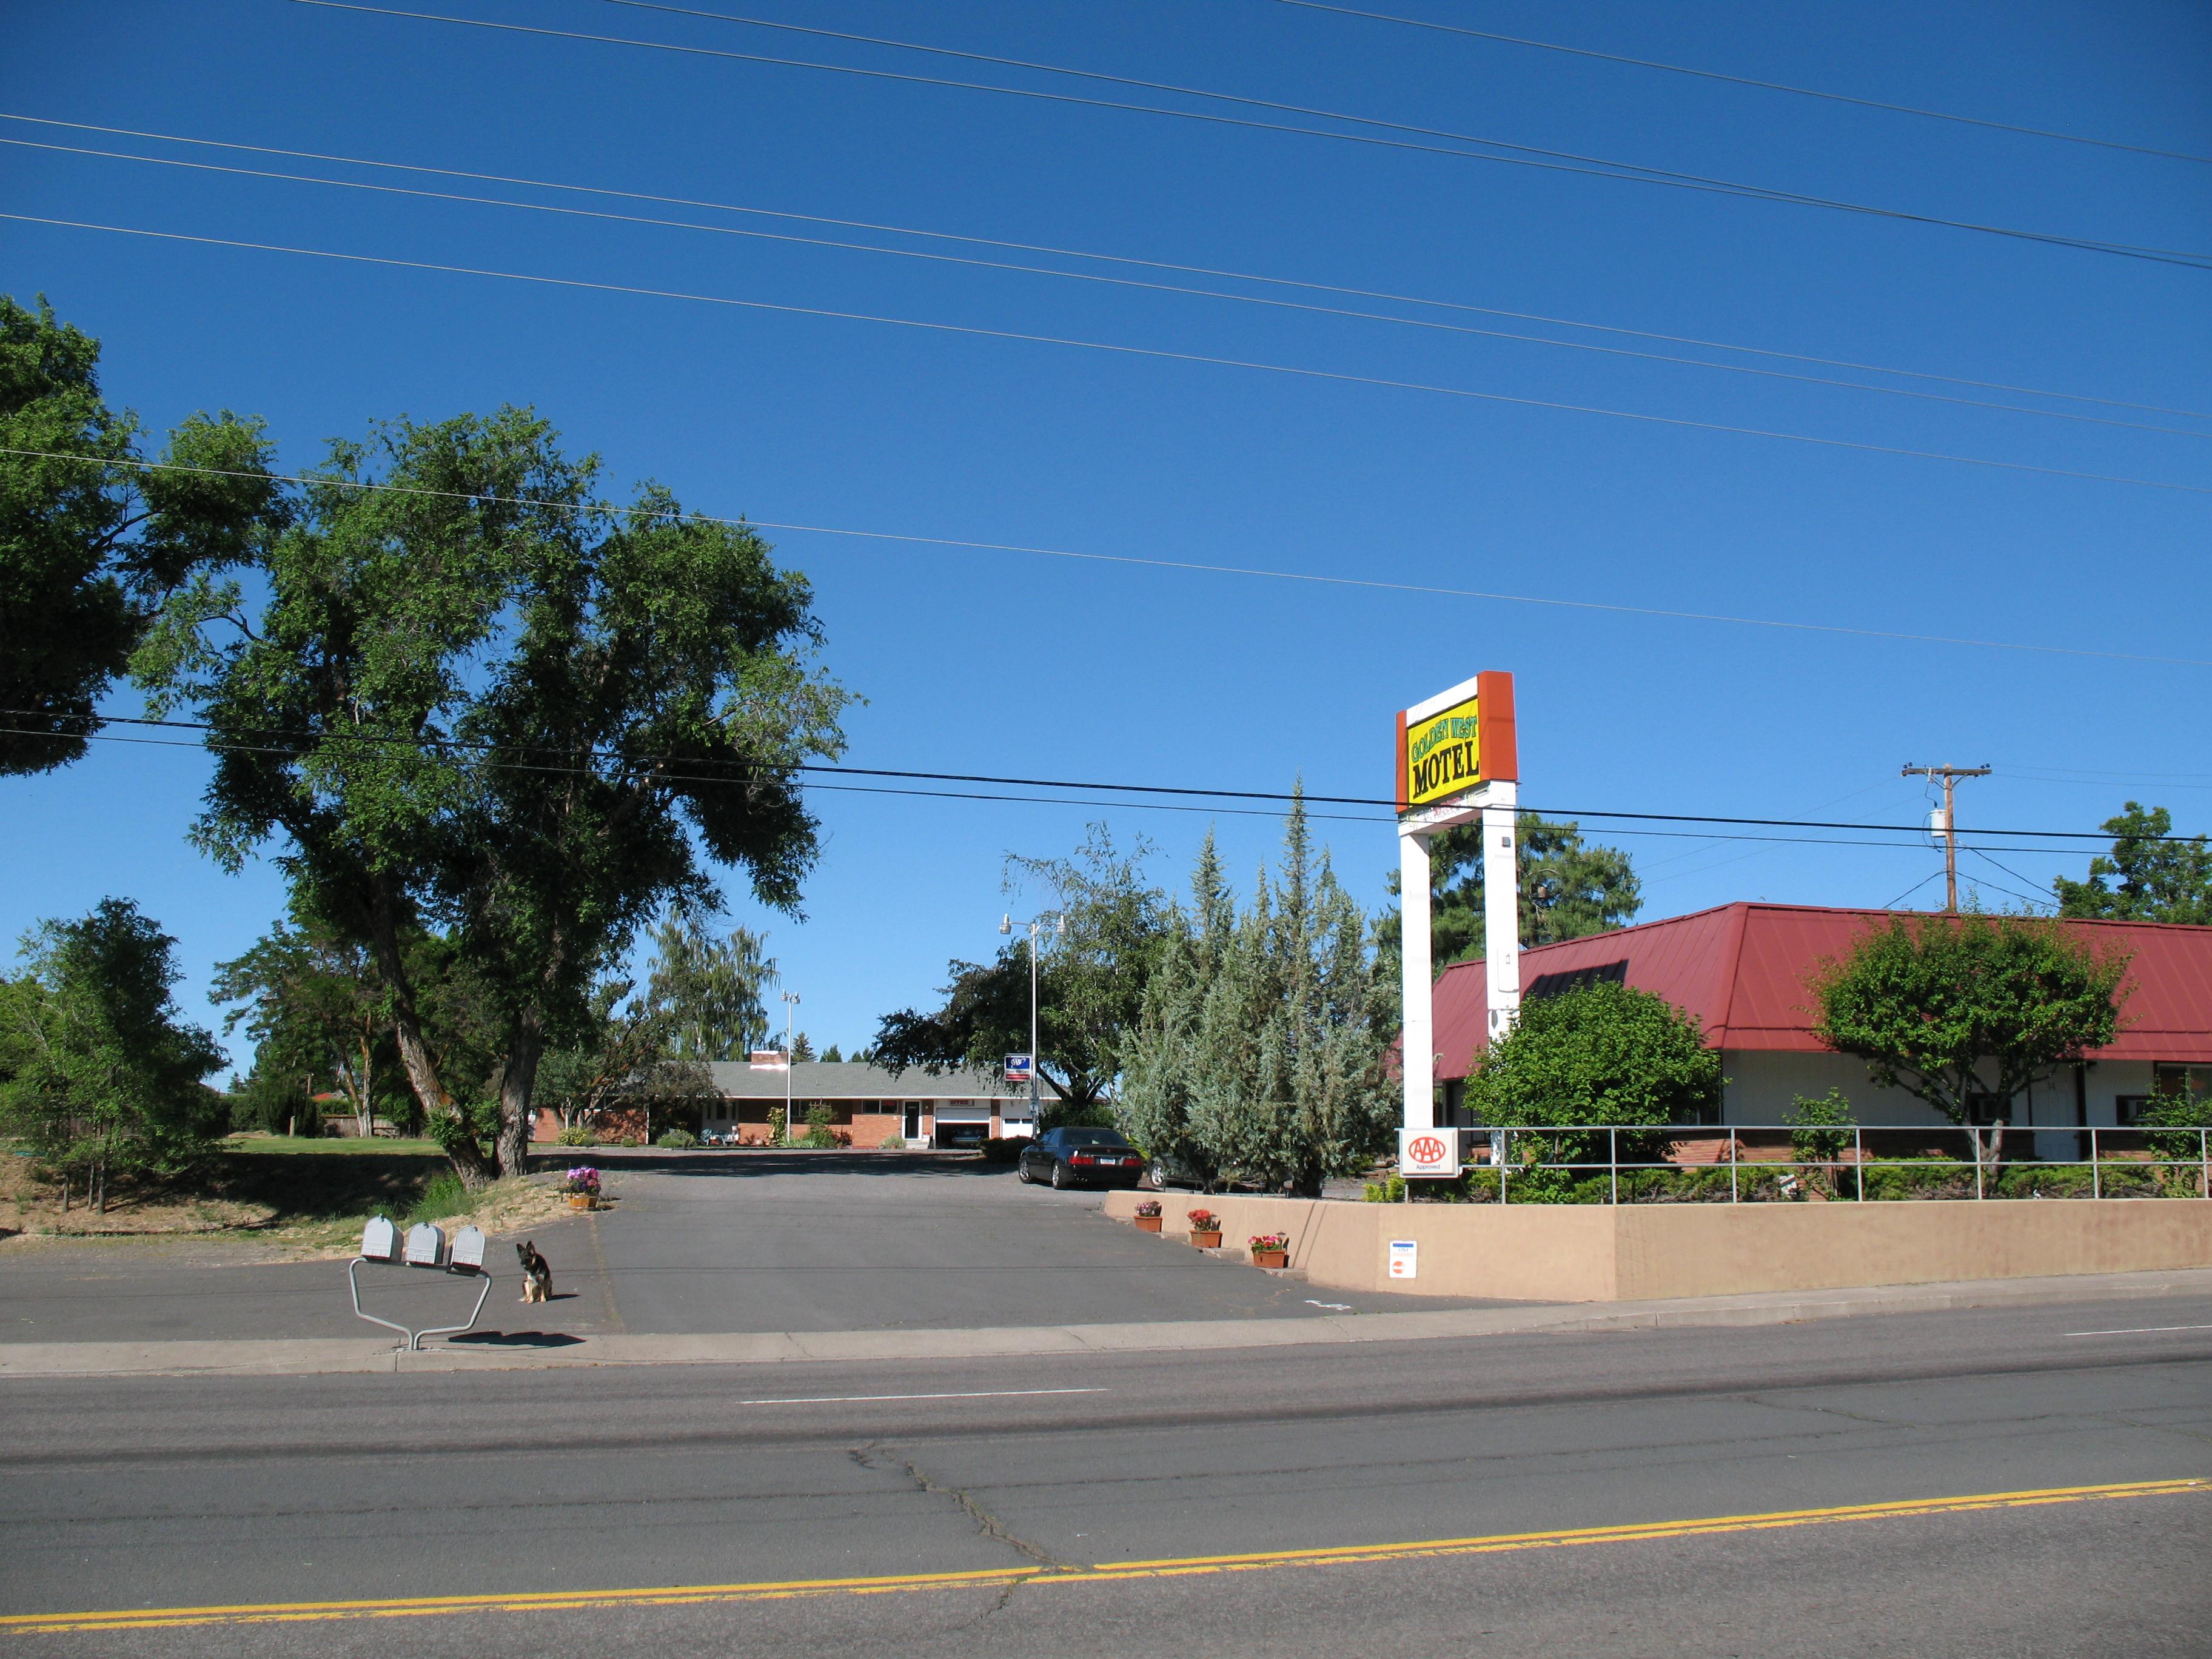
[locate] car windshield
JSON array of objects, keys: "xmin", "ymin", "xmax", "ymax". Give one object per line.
[{"xmin": 1061, "ymin": 1129, "xmax": 1130, "ymax": 1147}]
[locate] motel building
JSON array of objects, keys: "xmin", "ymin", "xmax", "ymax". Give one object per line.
[
  {"xmin": 1429, "ymin": 902, "xmax": 2212, "ymax": 1157},
  {"xmin": 693, "ymin": 1058, "xmax": 1029, "ymax": 1148}
]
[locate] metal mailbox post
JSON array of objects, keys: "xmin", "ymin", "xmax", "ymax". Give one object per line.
[{"xmin": 347, "ymin": 1221, "xmax": 496, "ymax": 1350}]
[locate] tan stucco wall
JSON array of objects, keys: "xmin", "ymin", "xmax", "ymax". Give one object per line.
[{"xmin": 1102, "ymin": 1191, "xmax": 2212, "ymax": 1302}]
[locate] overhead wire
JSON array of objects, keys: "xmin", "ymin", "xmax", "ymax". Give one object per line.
[
  {"xmin": 1968, "ymin": 846, "xmax": 2060, "ymax": 907},
  {"xmin": 1882, "ymin": 869, "xmax": 1945, "ymax": 910},
  {"xmin": 8, "ymin": 444, "xmax": 2211, "ymax": 674},
  {"xmin": 14, "ymin": 214, "xmax": 2212, "ymax": 506},
  {"xmin": 1269, "ymin": 0, "xmax": 2212, "ymax": 167},
  {"xmin": 287, "ymin": 0, "xmax": 2212, "ymax": 271},
  {"xmin": 4, "ymin": 711, "xmax": 2188, "ymax": 849},
  {"xmin": 12, "ymin": 132, "xmax": 2207, "ymax": 444},
  {"xmin": 10, "ymin": 113, "xmax": 2201, "ymax": 423}
]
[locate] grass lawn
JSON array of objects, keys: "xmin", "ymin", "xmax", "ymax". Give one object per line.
[{"xmin": 222, "ymin": 1133, "xmax": 446, "ymax": 1156}]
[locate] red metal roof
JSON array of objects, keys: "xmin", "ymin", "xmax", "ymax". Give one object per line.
[{"xmin": 1434, "ymin": 903, "xmax": 2212, "ymax": 1079}]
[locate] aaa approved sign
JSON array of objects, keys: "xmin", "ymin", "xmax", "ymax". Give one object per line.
[{"xmin": 1398, "ymin": 1126, "xmax": 1461, "ymax": 1178}]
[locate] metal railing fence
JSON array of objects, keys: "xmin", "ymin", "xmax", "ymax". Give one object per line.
[{"xmin": 1440, "ymin": 1122, "xmax": 2212, "ymax": 1205}]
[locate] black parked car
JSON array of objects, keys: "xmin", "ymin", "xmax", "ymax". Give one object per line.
[{"xmin": 1017, "ymin": 1127, "xmax": 1147, "ymax": 1190}]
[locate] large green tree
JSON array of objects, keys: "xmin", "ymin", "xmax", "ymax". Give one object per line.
[
  {"xmin": 875, "ymin": 827, "xmax": 1168, "ymax": 1116},
  {"xmin": 1376, "ymin": 813, "xmax": 1641, "ymax": 993},
  {"xmin": 0, "ymin": 295, "xmax": 277, "ymax": 775},
  {"xmin": 136, "ymin": 409, "xmax": 850, "ymax": 1181},
  {"xmin": 1119, "ymin": 795, "xmax": 1396, "ymax": 1194},
  {"xmin": 0, "ymin": 899, "xmax": 226, "ymax": 1208},
  {"xmin": 2054, "ymin": 803, "xmax": 2212, "ymax": 924},
  {"xmin": 1810, "ymin": 913, "xmax": 2130, "ymax": 1175}
]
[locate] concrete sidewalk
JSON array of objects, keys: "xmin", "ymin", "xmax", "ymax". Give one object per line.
[{"xmin": 4, "ymin": 1265, "xmax": 2205, "ymax": 1379}]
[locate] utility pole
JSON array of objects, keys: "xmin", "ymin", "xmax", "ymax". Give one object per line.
[{"xmin": 1901, "ymin": 763, "xmax": 1992, "ymax": 913}]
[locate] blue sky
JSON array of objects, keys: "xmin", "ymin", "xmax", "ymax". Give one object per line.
[{"xmin": 3, "ymin": 0, "xmax": 2208, "ymax": 1066}]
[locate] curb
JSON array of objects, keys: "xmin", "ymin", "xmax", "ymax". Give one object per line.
[{"xmin": 1, "ymin": 1268, "xmax": 2205, "ymax": 1379}]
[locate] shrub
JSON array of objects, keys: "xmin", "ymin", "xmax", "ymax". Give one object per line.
[
  {"xmin": 1784, "ymin": 1090, "xmax": 1855, "ymax": 1165},
  {"xmin": 977, "ymin": 1136, "xmax": 1031, "ymax": 1164},
  {"xmin": 1463, "ymin": 982, "xmax": 1721, "ymax": 1171},
  {"xmin": 553, "ymin": 1126, "xmax": 592, "ymax": 1147},
  {"xmin": 803, "ymin": 1105, "xmax": 839, "ymax": 1150},
  {"xmin": 879, "ymin": 1133, "xmax": 907, "ymax": 1151},
  {"xmin": 657, "ymin": 1128, "xmax": 700, "ymax": 1150},
  {"xmin": 407, "ymin": 1170, "xmax": 470, "ymax": 1224}
]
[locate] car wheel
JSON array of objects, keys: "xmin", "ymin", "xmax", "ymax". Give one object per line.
[
  {"xmin": 1148, "ymin": 1159, "xmax": 1172, "ymax": 1190},
  {"xmin": 1016, "ymin": 1158, "xmax": 1033, "ymax": 1183},
  {"xmin": 1050, "ymin": 1161, "xmax": 1073, "ymax": 1190}
]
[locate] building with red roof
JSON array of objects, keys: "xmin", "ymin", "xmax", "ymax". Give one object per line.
[{"xmin": 1431, "ymin": 903, "xmax": 2212, "ymax": 1145}]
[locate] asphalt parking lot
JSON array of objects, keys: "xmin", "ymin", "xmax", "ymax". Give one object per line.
[{"xmin": 0, "ymin": 1151, "xmax": 1494, "ymax": 1344}]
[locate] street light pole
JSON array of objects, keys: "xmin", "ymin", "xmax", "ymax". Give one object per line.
[
  {"xmin": 1001, "ymin": 913, "xmax": 1064, "ymax": 1131},
  {"xmin": 781, "ymin": 990, "xmax": 800, "ymax": 1141}
]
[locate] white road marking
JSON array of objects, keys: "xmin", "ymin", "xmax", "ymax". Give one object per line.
[
  {"xmin": 2065, "ymin": 1323, "xmax": 2212, "ymax": 1337},
  {"xmin": 1305, "ymin": 1299, "xmax": 1354, "ymax": 1312},
  {"xmin": 737, "ymin": 1387, "xmax": 1108, "ymax": 1404}
]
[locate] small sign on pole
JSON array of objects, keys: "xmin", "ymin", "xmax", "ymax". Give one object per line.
[
  {"xmin": 1398, "ymin": 1126, "xmax": 1463, "ymax": 1179},
  {"xmin": 1004, "ymin": 1053, "xmax": 1033, "ymax": 1085},
  {"xmin": 1387, "ymin": 1239, "xmax": 1418, "ymax": 1281}
]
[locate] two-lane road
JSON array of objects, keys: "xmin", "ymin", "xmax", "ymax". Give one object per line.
[{"xmin": 4, "ymin": 1293, "xmax": 2208, "ymax": 1657}]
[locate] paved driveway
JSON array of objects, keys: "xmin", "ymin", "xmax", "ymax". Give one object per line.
[{"xmin": 0, "ymin": 1152, "xmax": 1490, "ymax": 1343}]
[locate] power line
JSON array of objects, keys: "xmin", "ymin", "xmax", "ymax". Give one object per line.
[
  {"xmin": 1969, "ymin": 846, "xmax": 2059, "ymax": 908},
  {"xmin": 15, "ymin": 132, "xmax": 2205, "ymax": 445},
  {"xmin": 1270, "ymin": 0, "xmax": 2212, "ymax": 167},
  {"xmin": 1, "ymin": 710, "xmax": 2182, "ymax": 848},
  {"xmin": 12, "ymin": 114, "xmax": 2202, "ymax": 423},
  {"xmin": 1882, "ymin": 869, "xmax": 1944, "ymax": 910},
  {"xmin": 289, "ymin": 0, "xmax": 2212, "ymax": 272},
  {"xmin": 9, "ymin": 443, "xmax": 2211, "ymax": 672},
  {"xmin": 15, "ymin": 214, "xmax": 2212, "ymax": 505},
  {"xmin": 0, "ymin": 723, "xmax": 2138, "ymax": 857}
]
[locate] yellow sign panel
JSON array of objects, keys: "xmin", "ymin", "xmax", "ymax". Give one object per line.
[{"xmin": 1403, "ymin": 694, "xmax": 1483, "ymax": 809}]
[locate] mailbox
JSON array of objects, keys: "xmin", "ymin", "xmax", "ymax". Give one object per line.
[
  {"xmin": 359, "ymin": 1215, "xmax": 400, "ymax": 1262},
  {"xmin": 403, "ymin": 1222, "xmax": 446, "ymax": 1268},
  {"xmin": 449, "ymin": 1225, "xmax": 488, "ymax": 1274}
]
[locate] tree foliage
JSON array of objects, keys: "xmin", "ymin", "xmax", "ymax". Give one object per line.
[
  {"xmin": 0, "ymin": 900, "xmax": 226, "ymax": 1203},
  {"xmin": 0, "ymin": 294, "xmax": 277, "ymax": 775},
  {"xmin": 2054, "ymin": 803, "xmax": 2212, "ymax": 925},
  {"xmin": 135, "ymin": 409, "xmax": 849, "ymax": 1181},
  {"xmin": 1377, "ymin": 813, "xmax": 1640, "ymax": 993},
  {"xmin": 1118, "ymin": 796, "xmax": 1396, "ymax": 1195},
  {"xmin": 875, "ymin": 826, "xmax": 1169, "ymax": 1116},
  {"xmin": 1810, "ymin": 913, "xmax": 2130, "ymax": 1171},
  {"xmin": 1461, "ymin": 982, "xmax": 1720, "ymax": 1175},
  {"xmin": 645, "ymin": 917, "xmax": 775, "ymax": 1062}
]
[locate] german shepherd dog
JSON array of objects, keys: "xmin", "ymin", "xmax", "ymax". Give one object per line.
[{"xmin": 515, "ymin": 1240, "xmax": 553, "ymax": 1303}]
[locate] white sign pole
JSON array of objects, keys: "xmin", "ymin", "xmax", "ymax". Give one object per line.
[
  {"xmin": 1481, "ymin": 779, "xmax": 1520, "ymax": 1041},
  {"xmin": 1398, "ymin": 825, "xmax": 1435, "ymax": 1134}
]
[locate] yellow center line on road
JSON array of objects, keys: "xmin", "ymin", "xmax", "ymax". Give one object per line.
[{"xmin": 6, "ymin": 1478, "xmax": 2200, "ymax": 1635}]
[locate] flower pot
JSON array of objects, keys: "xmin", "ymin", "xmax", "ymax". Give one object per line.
[
  {"xmin": 1251, "ymin": 1249, "xmax": 1289, "ymax": 1269},
  {"xmin": 1134, "ymin": 1215, "xmax": 1162, "ymax": 1233},
  {"xmin": 1188, "ymin": 1230, "xmax": 1222, "ymax": 1248},
  {"xmin": 567, "ymin": 1193, "xmax": 597, "ymax": 1211}
]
